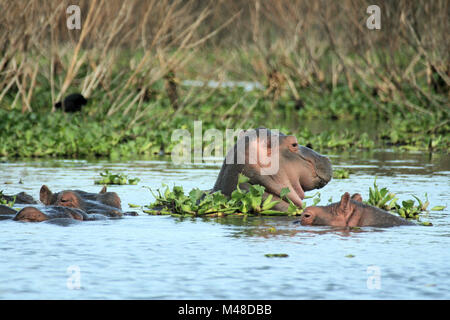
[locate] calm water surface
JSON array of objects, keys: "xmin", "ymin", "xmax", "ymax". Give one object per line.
[{"xmin": 0, "ymin": 150, "xmax": 449, "ymax": 299}]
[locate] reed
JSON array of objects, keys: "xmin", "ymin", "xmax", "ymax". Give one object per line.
[{"xmin": 0, "ymin": 0, "xmax": 447, "ymax": 120}]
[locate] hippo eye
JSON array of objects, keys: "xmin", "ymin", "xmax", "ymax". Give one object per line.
[
  {"xmin": 303, "ymin": 213, "xmax": 311, "ymax": 218},
  {"xmin": 292, "ymin": 143, "xmax": 298, "ymax": 148},
  {"xmin": 60, "ymin": 198, "xmax": 69, "ymax": 203}
]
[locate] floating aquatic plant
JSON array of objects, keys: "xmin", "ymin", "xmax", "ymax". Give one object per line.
[
  {"xmin": 144, "ymin": 174, "xmax": 321, "ymax": 217},
  {"xmin": 94, "ymin": 169, "xmax": 140, "ymax": 185},
  {"xmin": 142, "ymin": 175, "xmax": 442, "ymax": 223},
  {"xmin": 0, "ymin": 191, "xmax": 15, "ymax": 207},
  {"xmin": 366, "ymin": 178, "xmax": 442, "ymax": 223},
  {"xmin": 265, "ymin": 254, "xmax": 289, "ymax": 258},
  {"xmin": 333, "ymin": 168, "xmax": 350, "ymax": 179}
]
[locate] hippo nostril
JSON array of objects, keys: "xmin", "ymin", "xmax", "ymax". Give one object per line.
[{"xmin": 316, "ymin": 157, "xmax": 333, "ymax": 183}]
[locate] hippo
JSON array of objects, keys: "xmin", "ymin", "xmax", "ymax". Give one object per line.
[
  {"xmin": 0, "ymin": 204, "xmax": 19, "ymax": 220},
  {"xmin": 0, "ymin": 186, "xmax": 137, "ymax": 223},
  {"xmin": 13, "ymin": 206, "xmax": 90, "ymax": 222},
  {"xmin": 299, "ymin": 192, "xmax": 415, "ymax": 227},
  {"xmin": 0, "ymin": 204, "xmax": 18, "ymax": 215},
  {"xmin": 40, "ymin": 185, "xmax": 137, "ymax": 217},
  {"xmin": 213, "ymin": 128, "xmax": 333, "ymax": 212},
  {"xmin": 1, "ymin": 204, "xmax": 110, "ymax": 222}
]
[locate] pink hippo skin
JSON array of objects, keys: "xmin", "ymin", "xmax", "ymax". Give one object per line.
[
  {"xmin": 300, "ymin": 192, "xmax": 414, "ymax": 227},
  {"xmin": 213, "ymin": 128, "xmax": 333, "ymax": 212}
]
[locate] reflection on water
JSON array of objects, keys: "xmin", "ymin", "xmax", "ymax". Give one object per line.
[
  {"xmin": 201, "ymin": 215, "xmax": 385, "ymax": 239},
  {"xmin": 0, "ymin": 150, "xmax": 449, "ymax": 299}
]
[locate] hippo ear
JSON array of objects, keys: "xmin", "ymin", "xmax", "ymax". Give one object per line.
[
  {"xmin": 338, "ymin": 192, "xmax": 354, "ymax": 214},
  {"xmin": 351, "ymin": 193, "xmax": 363, "ymax": 202},
  {"xmin": 40, "ymin": 185, "xmax": 53, "ymax": 205},
  {"xmin": 99, "ymin": 186, "xmax": 107, "ymax": 194},
  {"xmin": 337, "ymin": 192, "xmax": 358, "ymax": 224}
]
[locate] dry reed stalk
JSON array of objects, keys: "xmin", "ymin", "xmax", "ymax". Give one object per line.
[
  {"xmin": 0, "ymin": 0, "xmax": 447, "ymax": 116},
  {"xmin": 57, "ymin": 0, "xmax": 101, "ymax": 102}
]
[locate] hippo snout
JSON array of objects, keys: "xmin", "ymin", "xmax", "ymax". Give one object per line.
[
  {"xmin": 298, "ymin": 146, "xmax": 333, "ymax": 187},
  {"xmin": 316, "ymin": 156, "xmax": 333, "ymax": 185}
]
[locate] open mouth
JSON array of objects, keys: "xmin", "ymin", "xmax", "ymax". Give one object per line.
[
  {"xmin": 281, "ymin": 180, "xmax": 305, "ymax": 207},
  {"xmin": 294, "ymin": 181, "xmax": 305, "ymax": 200}
]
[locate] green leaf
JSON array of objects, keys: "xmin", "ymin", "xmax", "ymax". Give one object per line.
[
  {"xmin": 304, "ymin": 192, "xmax": 320, "ymax": 199},
  {"xmin": 280, "ymin": 187, "xmax": 290, "ymax": 199},
  {"xmin": 231, "ymin": 189, "xmax": 244, "ymax": 201},
  {"xmin": 312, "ymin": 195, "xmax": 321, "ymax": 206},
  {"xmin": 128, "ymin": 203, "xmax": 141, "ymax": 208},
  {"xmin": 237, "ymin": 173, "xmax": 250, "ymax": 185},
  {"xmin": 262, "ymin": 194, "xmax": 281, "ymax": 211},
  {"xmin": 249, "ymin": 184, "xmax": 265, "ymax": 197},
  {"xmin": 189, "ymin": 188, "xmax": 204, "ymax": 203},
  {"xmin": 260, "ymin": 210, "xmax": 288, "ymax": 215},
  {"xmin": 379, "ymin": 187, "xmax": 388, "ymax": 198},
  {"xmin": 401, "ymin": 200, "xmax": 413, "ymax": 209}
]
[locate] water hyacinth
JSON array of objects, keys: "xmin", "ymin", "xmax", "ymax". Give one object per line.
[
  {"xmin": 143, "ymin": 176, "xmax": 442, "ymax": 223},
  {"xmin": 0, "ymin": 191, "xmax": 16, "ymax": 207},
  {"xmin": 333, "ymin": 168, "xmax": 350, "ymax": 179},
  {"xmin": 94, "ymin": 170, "xmax": 140, "ymax": 185},
  {"xmin": 365, "ymin": 179, "xmax": 440, "ymax": 223},
  {"xmin": 145, "ymin": 174, "xmax": 308, "ymax": 217}
]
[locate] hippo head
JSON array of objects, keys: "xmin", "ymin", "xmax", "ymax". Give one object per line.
[
  {"xmin": 213, "ymin": 128, "xmax": 333, "ymax": 208},
  {"xmin": 300, "ymin": 192, "xmax": 360, "ymax": 226},
  {"xmin": 13, "ymin": 207, "xmax": 49, "ymax": 222},
  {"xmin": 40, "ymin": 185, "xmax": 121, "ymax": 209},
  {"xmin": 39, "ymin": 185, "xmax": 123, "ymax": 218},
  {"xmin": 14, "ymin": 206, "xmax": 86, "ymax": 222},
  {"xmin": 53, "ymin": 190, "xmax": 83, "ymax": 208},
  {"xmin": 40, "ymin": 185, "xmax": 91, "ymax": 208}
]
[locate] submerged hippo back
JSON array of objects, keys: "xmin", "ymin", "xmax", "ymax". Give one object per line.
[
  {"xmin": 356, "ymin": 202, "xmax": 415, "ymax": 227},
  {"xmin": 0, "ymin": 204, "xmax": 18, "ymax": 220},
  {"xmin": 74, "ymin": 190, "xmax": 122, "ymax": 209}
]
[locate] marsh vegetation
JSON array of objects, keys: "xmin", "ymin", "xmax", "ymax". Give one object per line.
[{"xmin": 0, "ymin": 0, "xmax": 448, "ymax": 159}]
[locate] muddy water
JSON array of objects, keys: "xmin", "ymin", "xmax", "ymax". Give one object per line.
[{"xmin": 0, "ymin": 150, "xmax": 449, "ymax": 299}]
